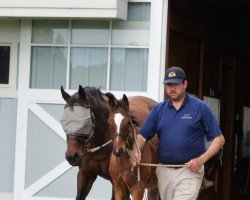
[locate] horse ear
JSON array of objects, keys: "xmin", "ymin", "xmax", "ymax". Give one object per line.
[
  {"xmin": 61, "ymin": 86, "xmax": 70, "ymax": 102},
  {"xmin": 122, "ymin": 94, "xmax": 129, "ymax": 109},
  {"xmin": 107, "ymin": 93, "xmax": 116, "ymax": 109},
  {"xmin": 78, "ymin": 85, "xmax": 87, "ymax": 100}
]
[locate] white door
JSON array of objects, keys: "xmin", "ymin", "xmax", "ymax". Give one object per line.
[{"xmin": 13, "ymin": 20, "xmax": 113, "ymax": 200}]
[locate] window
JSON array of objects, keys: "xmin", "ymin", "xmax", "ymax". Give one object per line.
[
  {"xmin": 30, "ymin": 3, "xmax": 150, "ymax": 92},
  {"xmin": 30, "ymin": 20, "xmax": 68, "ymax": 89},
  {"xmin": 0, "ymin": 46, "xmax": 11, "ymax": 85}
]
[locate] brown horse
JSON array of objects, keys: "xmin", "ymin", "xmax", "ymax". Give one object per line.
[
  {"xmin": 60, "ymin": 85, "xmax": 130, "ymax": 200},
  {"xmin": 108, "ymin": 94, "xmax": 160, "ymax": 200}
]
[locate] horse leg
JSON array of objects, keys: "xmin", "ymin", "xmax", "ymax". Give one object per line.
[
  {"xmin": 147, "ymin": 188, "xmax": 160, "ymax": 200},
  {"xmin": 114, "ymin": 183, "xmax": 124, "ymax": 200},
  {"xmin": 130, "ymin": 185, "xmax": 145, "ymax": 200},
  {"xmin": 113, "ymin": 179, "xmax": 131, "ymax": 200},
  {"xmin": 111, "ymin": 182, "xmax": 115, "ymax": 200},
  {"xmin": 111, "ymin": 183, "xmax": 130, "ymax": 200},
  {"xmin": 122, "ymin": 186, "xmax": 131, "ymax": 200},
  {"xmin": 76, "ymin": 169, "xmax": 97, "ymax": 200}
]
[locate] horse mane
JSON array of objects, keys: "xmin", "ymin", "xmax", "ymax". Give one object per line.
[
  {"xmin": 66, "ymin": 86, "xmax": 106, "ymax": 113},
  {"xmin": 84, "ymin": 86, "xmax": 105, "ymax": 103},
  {"xmin": 130, "ymin": 115, "xmax": 139, "ymax": 127}
]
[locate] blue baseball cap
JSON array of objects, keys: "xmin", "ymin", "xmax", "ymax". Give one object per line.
[{"xmin": 163, "ymin": 66, "xmax": 186, "ymax": 84}]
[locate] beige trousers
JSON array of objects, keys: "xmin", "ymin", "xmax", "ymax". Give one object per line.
[{"xmin": 155, "ymin": 165, "xmax": 204, "ymax": 200}]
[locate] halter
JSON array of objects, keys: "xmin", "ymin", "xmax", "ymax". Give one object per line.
[
  {"xmin": 60, "ymin": 102, "xmax": 96, "ymax": 152},
  {"xmin": 112, "ymin": 118, "xmax": 138, "ymax": 153},
  {"xmin": 112, "ymin": 117, "xmax": 143, "ymax": 189},
  {"xmin": 61, "ymin": 103, "xmax": 112, "ymax": 156}
]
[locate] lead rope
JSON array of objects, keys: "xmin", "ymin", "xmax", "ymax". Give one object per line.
[
  {"xmin": 87, "ymin": 139, "xmax": 112, "ymax": 153},
  {"xmin": 127, "ymin": 148, "xmax": 202, "ymax": 191},
  {"xmin": 127, "ymin": 126, "xmax": 203, "ymax": 190},
  {"xmin": 85, "ymin": 104, "xmax": 113, "ymax": 153},
  {"xmin": 127, "ymin": 148, "xmax": 187, "ymax": 168},
  {"xmin": 133, "ymin": 125, "xmax": 142, "ymax": 190}
]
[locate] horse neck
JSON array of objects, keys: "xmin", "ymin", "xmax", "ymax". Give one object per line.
[
  {"xmin": 127, "ymin": 125, "xmax": 136, "ymax": 150},
  {"xmin": 93, "ymin": 122, "xmax": 111, "ymax": 145},
  {"xmin": 91, "ymin": 102, "xmax": 112, "ymax": 146}
]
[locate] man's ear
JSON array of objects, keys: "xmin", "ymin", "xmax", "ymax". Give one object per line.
[{"xmin": 184, "ymin": 80, "xmax": 188, "ymax": 89}]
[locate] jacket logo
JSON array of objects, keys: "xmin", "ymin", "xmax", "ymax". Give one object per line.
[
  {"xmin": 168, "ymin": 71, "xmax": 176, "ymax": 77},
  {"xmin": 181, "ymin": 114, "xmax": 192, "ymax": 119}
]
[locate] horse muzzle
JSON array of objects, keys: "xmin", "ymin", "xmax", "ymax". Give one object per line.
[
  {"xmin": 65, "ymin": 152, "xmax": 80, "ymax": 166},
  {"xmin": 113, "ymin": 148, "xmax": 124, "ymax": 157}
]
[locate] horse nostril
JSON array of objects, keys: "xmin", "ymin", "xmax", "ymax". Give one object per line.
[
  {"xmin": 65, "ymin": 153, "xmax": 79, "ymax": 163},
  {"xmin": 113, "ymin": 148, "xmax": 124, "ymax": 157},
  {"xmin": 73, "ymin": 152, "xmax": 79, "ymax": 160}
]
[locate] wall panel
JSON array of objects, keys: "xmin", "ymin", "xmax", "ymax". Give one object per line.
[{"xmin": 168, "ymin": 29, "xmax": 200, "ymax": 95}]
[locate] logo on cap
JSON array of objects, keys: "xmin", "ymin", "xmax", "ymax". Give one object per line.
[{"xmin": 168, "ymin": 71, "xmax": 176, "ymax": 77}]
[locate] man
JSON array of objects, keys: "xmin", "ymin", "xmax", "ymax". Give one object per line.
[{"xmin": 130, "ymin": 66, "xmax": 225, "ymax": 200}]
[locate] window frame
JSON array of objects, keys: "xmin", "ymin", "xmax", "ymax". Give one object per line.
[
  {"xmin": 0, "ymin": 43, "xmax": 18, "ymax": 97},
  {"xmin": 24, "ymin": 0, "xmax": 165, "ymax": 101},
  {"xmin": 0, "ymin": 44, "xmax": 11, "ymax": 87},
  {"xmin": 30, "ymin": 2, "xmax": 151, "ymax": 92}
]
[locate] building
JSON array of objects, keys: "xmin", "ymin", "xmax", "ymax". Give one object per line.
[
  {"xmin": 0, "ymin": 1, "xmax": 166, "ymax": 200},
  {"xmin": 0, "ymin": 0, "xmax": 250, "ymax": 200}
]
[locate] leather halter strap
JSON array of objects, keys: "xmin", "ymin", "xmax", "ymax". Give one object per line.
[
  {"xmin": 112, "ymin": 133, "xmax": 126, "ymax": 141},
  {"xmin": 112, "ymin": 119, "xmax": 134, "ymax": 149},
  {"xmin": 66, "ymin": 132, "xmax": 90, "ymax": 142}
]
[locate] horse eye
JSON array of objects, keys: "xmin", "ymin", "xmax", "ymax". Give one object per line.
[
  {"xmin": 127, "ymin": 121, "xmax": 131, "ymax": 127},
  {"xmin": 127, "ymin": 122, "xmax": 132, "ymax": 130}
]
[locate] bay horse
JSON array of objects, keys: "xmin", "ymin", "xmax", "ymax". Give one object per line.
[
  {"xmin": 60, "ymin": 85, "xmax": 130, "ymax": 200},
  {"xmin": 108, "ymin": 94, "xmax": 160, "ymax": 200}
]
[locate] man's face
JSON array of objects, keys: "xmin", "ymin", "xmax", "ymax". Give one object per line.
[{"xmin": 165, "ymin": 80, "xmax": 187, "ymax": 101}]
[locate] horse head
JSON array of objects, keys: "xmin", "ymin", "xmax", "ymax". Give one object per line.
[
  {"xmin": 108, "ymin": 94, "xmax": 137, "ymax": 157},
  {"xmin": 60, "ymin": 85, "xmax": 111, "ymax": 166}
]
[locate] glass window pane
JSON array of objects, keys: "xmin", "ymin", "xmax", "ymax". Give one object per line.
[
  {"xmin": 71, "ymin": 21, "xmax": 109, "ymax": 45},
  {"xmin": 0, "ymin": 46, "xmax": 10, "ymax": 84},
  {"xmin": 30, "ymin": 47, "xmax": 67, "ymax": 89},
  {"xmin": 127, "ymin": 3, "xmax": 150, "ymax": 21},
  {"xmin": 32, "ymin": 20, "xmax": 69, "ymax": 44},
  {"xmin": 112, "ymin": 3, "xmax": 150, "ymax": 46},
  {"xmin": 110, "ymin": 48, "xmax": 148, "ymax": 91},
  {"xmin": 70, "ymin": 48, "xmax": 108, "ymax": 90}
]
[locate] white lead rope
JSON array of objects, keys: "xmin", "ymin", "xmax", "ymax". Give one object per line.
[
  {"xmin": 127, "ymin": 149, "xmax": 185, "ymax": 168},
  {"xmin": 128, "ymin": 126, "xmax": 204, "ymax": 190},
  {"xmin": 87, "ymin": 139, "xmax": 112, "ymax": 153},
  {"xmin": 139, "ymin": 163, "xmax": 186, "ymax": 168}
]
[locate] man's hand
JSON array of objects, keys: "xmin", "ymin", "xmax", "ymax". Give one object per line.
[
  {"xmin": 129, "ymin": 149, "xmax": 141, "ymax": 167},
  {"xmin": 129, "ymin": 134, "xmax": 146, "ymax": 166},
  {"xmin": 186, "ymin": 135, "xmax": 225, "ymax": 172},
  {"xmin": 185, "ymin": 157, "xmax": 203, "ymax": 172},
  {"xmin": 186, "ymin": 134, "xmax": 225, "ymax": 172}
]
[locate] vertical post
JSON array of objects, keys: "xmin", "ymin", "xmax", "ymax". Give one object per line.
[
  {"xmin": 13, "ymin": 19, "xmax": 32, "ymax": 200},
  {"xmin": 220, "ymin": 55, "xmax": 236, "ymax": 200},
  {"xmin": 198, "ymin": 42, "xmax": 205, "ymax": 99}
]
